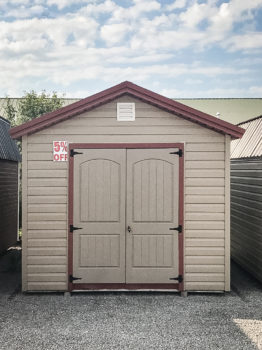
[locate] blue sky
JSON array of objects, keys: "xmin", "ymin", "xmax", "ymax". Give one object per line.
[{"xmin": 0, "ymin": 0, "xmax": 262, "ymax": 98}]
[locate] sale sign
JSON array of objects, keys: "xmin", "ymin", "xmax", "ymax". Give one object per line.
[{"xmin": 53, "ymin": 141, "xmax": 68, "ymax": 161}]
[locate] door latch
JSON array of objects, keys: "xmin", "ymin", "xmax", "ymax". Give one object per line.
[
  {"xmin": 169, "ymin": 225, "xmax": 182, "ymax": 233},
  {"xmin": 70, "ymin": 225, "xmax": 83, "ymax": 233},
  {"xmin": 169, "ymin": 275, "xmax": 183, "ymax": 283},
  {"xmin": 69, "ymin": 275, "xmax": 82, "ymax": 283},
  {"xmin": 170, "ymin": 149, "xmax": 183, "ymax": 157},
  {"xmin": 127, "ymin": 226, "xmax": 132, "ymax": 232},
  {"xmin": 70, "ymin": 150, "xmax": 83, "ymax": 157}
]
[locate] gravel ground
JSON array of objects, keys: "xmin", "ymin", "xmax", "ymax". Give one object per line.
[{"xmin": 0, "ymin": 255, "xmax": 261, "ymax": 350}]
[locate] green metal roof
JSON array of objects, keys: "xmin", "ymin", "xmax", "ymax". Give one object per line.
[
  {"xmin": 175, "ymin": 98, "xmax": 262, "ymax": 125},
  {"xmin": 1, "ymin": 97, "xmax": 262, "ymax": 125}
]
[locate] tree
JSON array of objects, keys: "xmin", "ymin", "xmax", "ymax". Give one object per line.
[
  {"xmin": 4, "ymin": 97, "xmax": 17, "ymax": 127},
  {"xmin": 17, "ymin": 90, "xmax": 63, "ymax": 125},
  {"xmin": 4, "ymin": 90, "xmax": 64, "ymax": 126}
]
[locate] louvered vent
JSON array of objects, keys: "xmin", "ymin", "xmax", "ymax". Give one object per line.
[{"xmin": 117, "ymin": 103, "xmax": 135, "ymax": 121}]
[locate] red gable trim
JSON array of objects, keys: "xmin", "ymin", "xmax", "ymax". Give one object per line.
[{"xmin": 10, "ymin": 81, "xmax": 244, "ymax": 139}]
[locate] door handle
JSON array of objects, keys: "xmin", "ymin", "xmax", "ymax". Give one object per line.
[{"xmin": 127, "ymin": 226, "xmax": 132, "ymax": 233}]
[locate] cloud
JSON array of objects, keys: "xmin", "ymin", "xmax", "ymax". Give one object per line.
[
  {"xmin": 46, "ymin": 0, "xmax": 98, "ymax": 10},
  {"xmin": 161, "ymin": 85, "xmax": 262, "ymax": 98},
  {"xmin": 179, "ymin": 2, "xmax": 216, "ymax": 29},
  {"xmin": 2, "ymin": 0, "xmax": 262, "ymax": 53},
  {"xmin": 0, "ymin": 0, "xmax": 261, "ymax": 97},
  {"xmin": 165, "ymin": 0, "xmax": 187, "ymax": 11},
  {"xmin": 0, "ymin": 37, "xmax": 48, "ymax": 53},
  {"xmin": 0, "ymin": 0, "xmax": 31, "ymax": 4},
  {"xmin": 225, "ymin": 32, "xmax": 262, "ymax": 51},
  {"xmin": 131, "ymin": 28, "xmax": 205, "ymax": 51},
  {"xmin": 184, "ymin": 78, "xmax": 203, "ymax": 85},
  {"xmin": 248, "ymin": 85, "xmax": 262, "ymax": 95},
  {"xmin": 0, "ymin": 15, "xmax": 98, "ymax": 54},
  {"xmin": 62, "ymin": 90, "xmax": 90, "ymax": 98},
  {"xmin": 110, "ymin": 53, "xmax": 174, "ymax": 64},
  {"xmin": 0, "ymin": 42, "xmax": 247, "ymax": 90},
  {"xmin": 4, "ymin": 5, "xmax": 45, "ymax": 19},
  {"xmin": 205, "ymin": 0, "xmax": 262, "ymax": 44},
  {"xmin": 160, "ymin": 87, "xmax": 182, "ymax": 97},
  {"xmin": 109, "ymin": 0, "xmax": 161, "ymax": 22},
  {"xmin": 100, "ymin": 23, "xmax": 130, "ymax": 45},
  {"xmin": 128, "ymin": 0, "xmax": 262, "ymax": 53}
]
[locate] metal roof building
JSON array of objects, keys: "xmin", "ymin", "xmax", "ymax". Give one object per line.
[
  {"xmin": 177, "ymin": 99, "xmax": 262, "ymax": 125},
  {"xmin": 1, "ymin": 97, "xmax": 262, "ymax": 125},
  {"xmin": 0, "ymin": 117, "xmax": 21, "ymax": 253},
  {"xmin": 231, "ymin": 116, "xmax": 262, "ymax": 158},
  {"xmin": 231, "ymin": 115, "xmax": 262, "ymax": 282},
  {"xmin": 0, "ymin": 117, "xmax": 21, "ymax": 162}
]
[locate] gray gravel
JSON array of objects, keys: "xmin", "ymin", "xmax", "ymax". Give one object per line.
[{"xmin": 0, "ymin": 259, "xmax": 261, "ymax": 350}]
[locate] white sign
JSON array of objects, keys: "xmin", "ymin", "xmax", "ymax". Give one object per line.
[{"xmin": 53, "ymin": 141, "xmax": 68, "ymax": 162}]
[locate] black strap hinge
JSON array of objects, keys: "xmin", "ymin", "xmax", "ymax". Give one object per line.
[
  {"xmin": 70, "ymin": 225, "xmax": 83, "ymax": 233},
  {"xmin": 169, "ymin": 225, "xmax": 182, "ymax": 233},
  {"xmin": 169, "ymin": 275, "xmax": 183, "ymax": 283},
  {"xmin": 170, "ymin": 149, "xmax": 183, "ymax": 157},
  {"xmin": 70, "ymin": 149, "xmax": 83, "ymax": 157},
  {"xmin": 69, "ymin": 275, "xmax": 82, "ymax": 283}
]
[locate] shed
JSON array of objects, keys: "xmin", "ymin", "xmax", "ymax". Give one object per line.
[
  {"xmin": 231, "ymin": 115, "xmax": 262, "ymax": 282},
  {"xmin": 0, "ymin": 117, "xmax": 21, "ymax": 253},
  {"xmin": 10, "ymin": 81, "xmax": 244, "ymax": 293}
]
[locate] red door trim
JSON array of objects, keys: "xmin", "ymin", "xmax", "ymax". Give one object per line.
[{"xmin": 68, "ymin": 143, "xmax": 184, "ymax": 292}]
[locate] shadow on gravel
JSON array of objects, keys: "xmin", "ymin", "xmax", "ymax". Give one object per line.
[
  {"xmin": 0, "ymin": 245, "xmax": 21, "ymax": 297},
  {"xmin": 231, "ymin": 259, "xmax": 262, "ymax": 301}
]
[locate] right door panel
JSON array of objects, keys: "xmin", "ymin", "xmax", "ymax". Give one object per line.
[{"xmin": 126, "ymin": 148, "xmax": 180, "ymax": 284}]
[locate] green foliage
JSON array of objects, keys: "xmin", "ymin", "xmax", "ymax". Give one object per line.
[
  {"xmin": 4, "ymin": 97, "xmax": 17, "ymax": 127},
  {"xmin": 3, "ymin": 90, "xmax": 63, "ymax": 126},
  {"xmin": 17, "ymin": 90, "xmax": 63, "ymax": 125}
]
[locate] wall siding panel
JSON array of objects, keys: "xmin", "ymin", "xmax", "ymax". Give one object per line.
[
  {"xmin": 0, "ymin": 160, "xmax": 18, "ymax": 253},
  {"xmin": 231, "ymin": 158, "xmax": 262, "ymax": 282},
  {"xmin": 24, "ymin": 95, "xmax": 227, "ymax": 291}
]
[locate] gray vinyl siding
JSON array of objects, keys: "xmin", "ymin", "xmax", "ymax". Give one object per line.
[
  {"xmin": 0, "ymin": 160, "xmax": 18, "ymax": 252},
  {"xmin": 231, "ymin": 158, "xmax": 262, "ymax": 282},
  {"xmin": 22, "ymin": 95, "xmax": 229, "ymax": 292}
]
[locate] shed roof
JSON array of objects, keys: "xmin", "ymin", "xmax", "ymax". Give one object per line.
[
  {"xmin": 0, "ymin": 117, "xmax": 21, "ymax": 162},
  {"xmin": 2, "ymin": 97, "xmax": 262, "ymax": 126},
  {"xmin": 231, "ymin": 115, "xmax": 262, "ymax": 159},
  {"xmin": 10, "ymin": 81, "xmax": 244, "ymax": 140}
]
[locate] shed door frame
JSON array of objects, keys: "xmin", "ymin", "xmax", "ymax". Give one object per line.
[{"xmin": 68, "ymin": 143, "xmax": 184, "ymax": 292}]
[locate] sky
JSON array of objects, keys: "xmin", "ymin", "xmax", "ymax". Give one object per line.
[{"xmin": 0, "ymin": 0, "xmax": 262, "ymax": 98}]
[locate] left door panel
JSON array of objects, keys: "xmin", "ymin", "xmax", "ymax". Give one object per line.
[{"xmin": 73, "ymin": 149, "xmax": 126, "ymax": 284}]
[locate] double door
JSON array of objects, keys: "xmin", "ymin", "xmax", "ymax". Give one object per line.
[{"xmin": 72, "ymin": 148, "xmax": 180, "ymax": 285}]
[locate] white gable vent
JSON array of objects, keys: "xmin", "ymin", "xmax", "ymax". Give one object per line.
[{"xmin": 117, "ymin": 103, "xmax": 135, "ymax": 121}]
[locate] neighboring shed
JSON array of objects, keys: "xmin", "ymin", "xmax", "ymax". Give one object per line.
[
  {"xmin": 0, "ymin": 117, "xmax": 21, "ymax": 253},
  {"xmin": 10, "ymin": 81, "xmax": 244, "ymax": 293},
  {"xmin": 231, "ymin": 115, "xmax": 262, "ymax": 282}
]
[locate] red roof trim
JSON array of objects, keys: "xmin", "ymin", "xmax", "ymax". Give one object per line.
[{"xmin": 10, "ymin": 81, "xmax": 244, "ymax": 139}]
